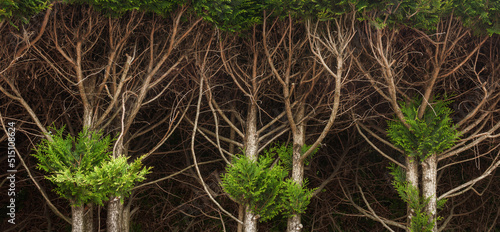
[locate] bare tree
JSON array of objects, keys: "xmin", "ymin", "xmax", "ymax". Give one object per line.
[
  {"xmin": 353, "ymin": 15, "xmax": 500, "ymax": 231},
  {"xmin": 3, "ymin": 4, "xmax": 201, "ymax": 231},
  {"xmin": 185, "ymin": 24, "xmax": 296, "ymax": 231},
  {"xmin": 261, "ymin": 13, "xmax": 356, "ymax": 231}
]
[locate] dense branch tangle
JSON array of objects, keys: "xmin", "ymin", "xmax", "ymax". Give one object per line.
[
  {"xmin": 260, "ymin": 13, "xmax": 357, "ymax": 231},
  {"xmin": 1, "ymin": 4, "xmax": 202, "ymax": 232},
  {"xmin": 351, "ymin": 15, "xmax": 500, "ymax": 232},
  {"xmin": 1, "ymin": 4, "xmax": 499, "ymax": 232}
]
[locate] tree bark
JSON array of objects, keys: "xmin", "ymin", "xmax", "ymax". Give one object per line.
[
  {"xmin": 122, "ymin": 200, "xmax": 131, "ymax": 232},
  {"xmin": 406, "ymin": 156, "xmax": 418, "ymax": 231},
  {"xmin": 71, "ymin": 204, "xmax": 85, "ymax": 232},
  {"xmin": 244, "ymin": 99, "xmax": 259, "ymax": 232},
  {"xmin": 84, "ymin": 203, "xmax": 93, "ymax": 231},
  {"xmin": 231, "ymin": 111, "xmax": 245, "ymax": 232},
  {"xmin": 287, "ymin": 105, "xmax": 305, "ymax": 232},
  {"xmin": 245, "ymin": 102, "xmax": 259, "ymax": 161},
  {"xmin": 238, "ymin": 205, "xmax": 245, "ymax": 232},
  {"xmin": 71, "ymin": 203, "xmax": 92, "ymax": 232},
  {"xmin": 244, "ymin": 205, "xmax": 258, "ymax": 232},
  {"xmin": 107, "ymin": 196, "xmax": 123, "ymax": 232},
  {"xmin": 422, "ymin": 154, "xmax": 438, "ymax": 232}
]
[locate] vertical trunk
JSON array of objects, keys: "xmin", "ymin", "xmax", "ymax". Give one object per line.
[
  {"xmin": 406, "ymin": 156, "xmax": 418, "ymax": 232},
  {"xmin": 244, "ymin": 205, "xmax": 258, "ymax": 232},
  {"xmin": 80, "ymin": 97, "xmax": 94, "ymax": 232},
  {"xmin": 71, "ymin": 202, "xmax": 92, "ymax": 232},
  {"xmin": 71, "ymin": 204, "xmax": 85, "ymax": 232},
  {"xmin": 83, "ymin": 203, "xmax": 93, "ymax": 231},
  {"xmin": 422, "ymin": 154, "xmax": 438, "ymax": 232},
  {"xmin": 286, "ymin": 156, "xmax": 304, "ymax": 232},
  {"xmin": 121, "ymin": 200, "xmax": 131, "ymax": 232},
  {"xmin": 231, "ymin": 111, "xmax": 245, "ymax": 232},
  {"xmin": 107, "ymin": 196, "xmax": 123, "ymax": 232},
  {"xmin": 238, "ymin": 205, "xmax": 245, "ymax": 232},
  {"xmin": 245, "ymin": 102, "xmax": 259, "ymax": 161},
  {"xmin": 287, "ymin": 105, "xmax": 305, "ymax": 232},
  {"xmin": 108, "ymin": 118, "xmax": 130, "ymax": 231},
  {"xmin": 244, "ymin": 101, "xmax": 259, "ymax": 232}
]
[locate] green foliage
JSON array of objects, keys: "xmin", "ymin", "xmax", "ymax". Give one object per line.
[
  {"xmin": 300, "ymin": 0, "xmax": 374, "ymax": 20},
  {"xmin": 388, "ymin": 164, "xmax": 423, "ymax": 213},
  {"xmin": 270, "ymin": 143, "xmax": 318, "ymax": 170},
  {"xmin": 33, "ymin": 127, "xmax": 150, "ymax": 206},
  {"xmin": 191, "ymin": 0, "xmax": 362, "ymax": 32},
  {"xmin": 64, "ymin": 0, "xmax": 185, "ymax": 17},
  {"xmin": 33, "ymin": 127, "xmax": 112, "ymax": 206},
  {"xmin": 280, "ymin": 178, "xmax": 315, "ymax": 217},
  {"xmin": 221, "ymin": 143, "xmax": 318, "ymax": 221},
  {"xmin": 387, "ymin": 97, "xmax": 460, "ymax": 161},
  {"xmin": 301, "ymin": 144, "xmax": 320, "ymax": 160},
  {"xmin": 221, "ymin": 154, "xmax": 287, "ymax": 221},
  {"xmin": 386, "ymin": 97, "xmax": 454, "ymax": 231},
  {"xmin": 366, "ymin": 0, "xmax": 450, "ymax": 31},
  {"xmin": 34, "ymin": 127, "xmax": 112, "ymax": 174},
  {"xmin": 362, "ymin": 0, "xmax": 500, "ymax": 35},
  {"xmin": 193, "ymin": 0, "xmax": 265, "ymax": 32},
  {"xmin": 0, "ymin": 0, "xmax": 51, "ymax": 24},
  {"xmin": 3, "ymin": 0, "xmax": 498, "ymax": 35},
  {"xmin": 451, "ymin": 0, "xmax": 500, "ymax": 35},
  {"xmin": 191, "ymin": 0, "xmax": 500, "ymax": 34},
  {"xmin": 388, "ymin": 164, "xmax": 447, "ymax": 232},
  {"xmin": 270, "ymin": 143, "xmax": 294, "ymax": 170},
  {"xmin": 88, "ymin": 155, "xmax": 152, "ymax": 204}
]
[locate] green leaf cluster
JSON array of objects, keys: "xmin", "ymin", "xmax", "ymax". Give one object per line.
[
  {"xmin": 64, "ymin": 0, "xmax": 185, "ymax": 17},
  {"xmin": 88, "ymin": 155, "xmax": 151, "ymax": 204},
  {"xmin": 268, "ymin": 143, "xmax": 318, "ymax": 170},
  {"xmin": 280, "ymin": 178, "xmax": 315, "ymax": 217},
  {"xmin": 3, "ymin": 0, "xmax": 499, "ymax": 35},
  {"xmin": 193, "ymin": 0, "xmax": 265, "ymax": 32},
  {"xmin": 221, "ymin": 144, "xmax": 316, "ymax": 221},
  {"xmin": 33, "ymin": 127, "xmax": 150, "ymax": 206},
  {"xmin": 0, "ymin": 0, "xmax": 51, "ymax": 24},
  {"xmin": 451, "ymin": 0, "xmax": 500, "ymax": 35},
  {"xmin": 190, "ymin": 0, "xmax": 500, "ymax": 34},
  {"xmin": 361, "ymin": 0, "xmax": 500, "ymax": 35},
  {"xmin": 387, "ymin": 97, "xmax": 460, "ymax": 161},
  {"xmin": 191, "ymin": 0, "xmax": 363, "ymax": 32},
  {"xmin": 221, "ymin": 154, "xmax": 287, "ymax": 221},
  {"xmin": 33, "ymin": 126, "xmax": 112, "ymax": 175},
  {"xmin": 361, "ymin": 0, "xmax": 450, "ymax": 31},
  {"xmin": 388, "ymin": 164, "xmax": 447, "ymax": 232}
]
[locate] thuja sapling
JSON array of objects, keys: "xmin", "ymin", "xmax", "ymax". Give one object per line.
[
  {"xmin": 221, "ymin": 153, "xmax": 287, "ymax": 221},
  {"xmin": 387, "ymin": 97, "xmax": 459, "ymax": 232},
  {"xmin": 33, "ymin": 127, "xmax": 113, "ymax": 206},
  {"xmin": 221, "ymin": 143, "xmax": 316, "ymax": 223},
  {"xmin": 33, "ymin": 126, "xmax": 150, "ymax": 232}
]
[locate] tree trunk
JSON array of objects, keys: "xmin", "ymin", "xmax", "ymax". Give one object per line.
[
  {"xmin": 286, "ymin": 156, "xmax": 304, "ymax": 232},
  {"xmin": 122, "ymin": 200, "xmax": 131, "ymax": 232},
  {"xmin": 238, "ymin": 205, "xmax": 244, "ymax": 232},
  {"xmin": 107, "ymin": 196, "xmax": 123, "ymax": 232},
  {"xmin": 71, "ymin": 202, "xmax": 93, "ymax": 232},
  {"xmin": 245, "ymin": 102, "xmax": 259, "ymax": 161},
  {"xmin": 243, "ymin": 101, "xmax": 259, "ymax": 232},
  {"xmin": 71, "ymin": 204, "xmax": 85, "ymax": 232},
  {"xmin": 244, "ymin": 205, "xmax": 258, "ymax": 232},
  {"xmin": 230, "ymin": 111, "xmax": 245, "ymax": 232},
  {"xmin": 406, "ymin": 156, "xmax": 418, "ymax": 232},
  {"xmin": 287, "ymin": 105, "xmax": 305, "ymax": 232},
  {"xmin": 83, "ymin": 203, "xmax": 93, "ymax": 231},
  {"xmin": 422, "ymin": 154, "xmax": 438, "ymax": 232}
]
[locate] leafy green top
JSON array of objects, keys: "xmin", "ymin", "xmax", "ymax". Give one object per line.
[
  {"xmin": 33, "ymin": 127, "xmax": 150, "ymax": 206},
  {"xmin": 387, "ymin": 97, "xmax": 460, "ymax": 161}
]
